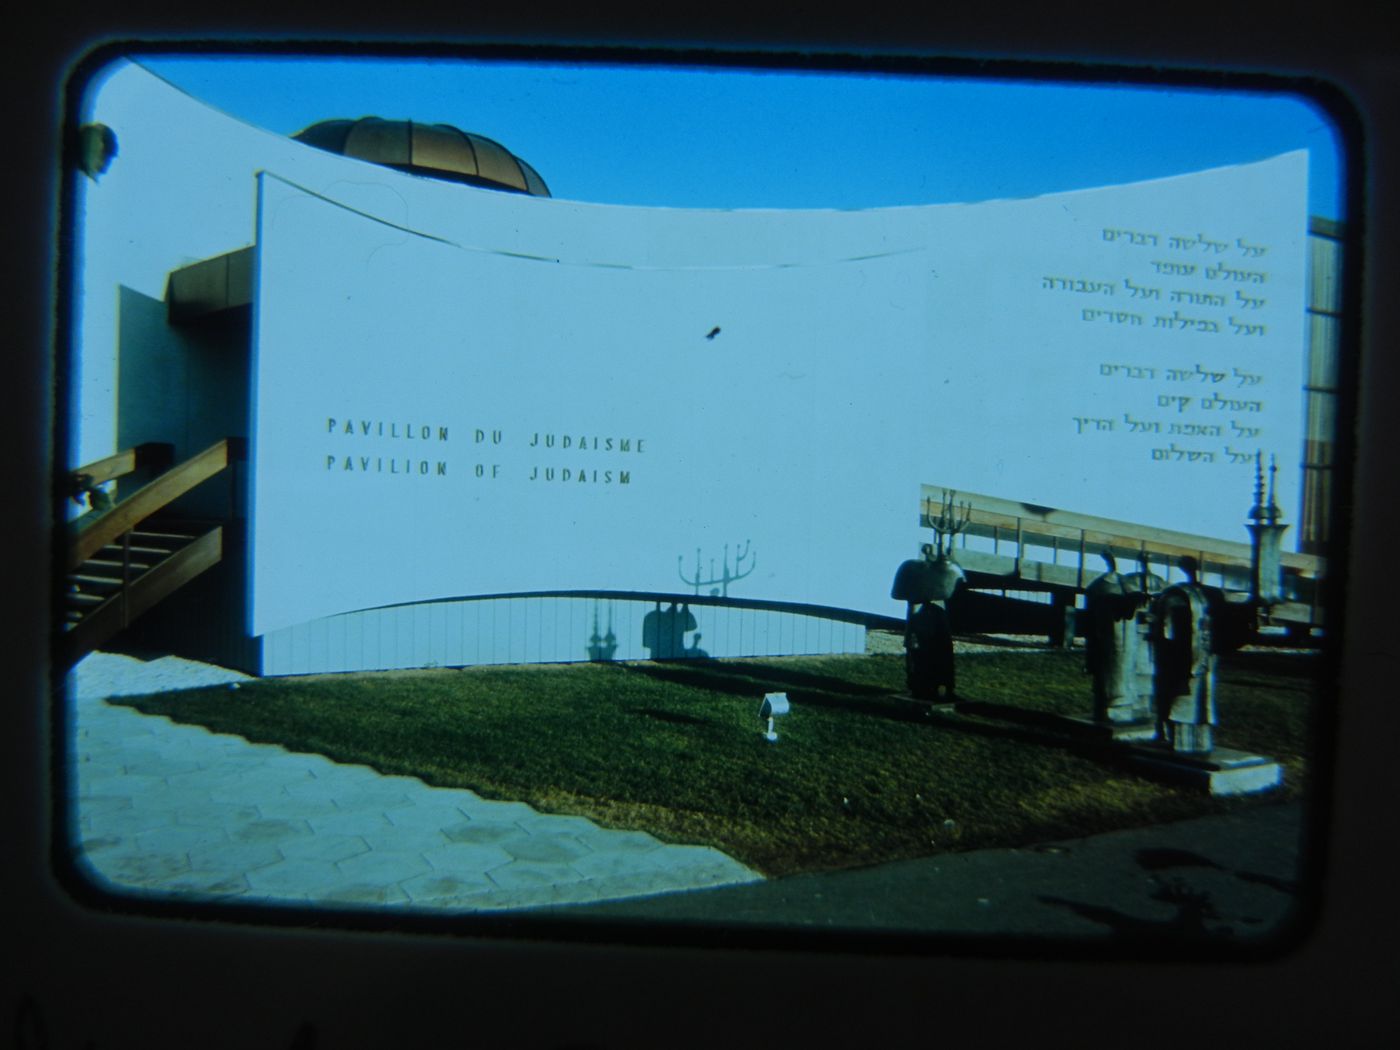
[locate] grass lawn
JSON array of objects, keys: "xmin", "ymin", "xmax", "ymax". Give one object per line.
[{"xmin": 111, "ymin": 645, "xmax": 1320, "ymax": 877}]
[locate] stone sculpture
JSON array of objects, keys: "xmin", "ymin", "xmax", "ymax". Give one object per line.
[
  {"xmin": 1151, "ymin": 582, "xmax": 1218, "ymax": 753},
  {"xmin": 1083, "ymin": 551, "xmax": 1155, "ymax": 726}
]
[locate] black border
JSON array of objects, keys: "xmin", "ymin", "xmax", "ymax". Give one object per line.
[
  {"xmin": 48, "ymin": 36, "xmax": 1363, "ymax": 956},
  {"xmin": 9, "ymin": 10, "xmax": 1394, "ymax": 1047}
]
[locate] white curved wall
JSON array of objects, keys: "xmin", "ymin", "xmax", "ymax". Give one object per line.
[{"xmin": 76, "ymin": 63, "xmax": 1309, "ymax": 664}]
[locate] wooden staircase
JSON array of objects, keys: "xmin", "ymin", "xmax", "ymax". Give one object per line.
[{"xmin": 61, "ymin": 439, "xmax": 237, "ymax": 668}]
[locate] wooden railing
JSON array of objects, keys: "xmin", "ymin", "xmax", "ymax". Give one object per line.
[
  {"xmin": 61, "ymin": 439, "xmax": 236, "ymax": 666},
  {"xmin": 69, "ymin": 440, "xmax": 231, "ymax": 570}
]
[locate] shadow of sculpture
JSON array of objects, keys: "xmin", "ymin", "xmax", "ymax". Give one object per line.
[
  {"xmin": 1040, "ymin": 879, "xmax": 1236, "ymax": 939},
  {"xmin": 585, "ymin": 602, "xmax": 618, "ymax": 662},
  {"xmin": 641, "ymin": 601, "xmax": 697, "ymax": 660}
]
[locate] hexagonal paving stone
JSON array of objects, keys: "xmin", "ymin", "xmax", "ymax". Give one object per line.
[
  {"xmin": 252, "ymin": 793, "xmax": 340, "ymax": 820},
  {"xmin": 111, "ymin": 773, "xmax": 175, "ymax": 797},
  {"xmin": 231, "ymin": 818, "xmax": 314, "ymax": 844},
  {"xmin": 276, "ymin": 777, "xmax": 349, "ymax": 803},
  {"xmin": 487, "ymin": 861, "xmax": 587, "ymax": 892},
  {"xmin": 354, "ymin": 825, "xmax": 445, "ymax": 853},
  {"xmin": 76, "ymin": 835, "xmax": 125, "ymax": 856},
  {"xmin": 334, "ymin": 848, "xmax": 431, "ymax": 885},
  {"xmin": 455, "ymin": 799, "xmax": 539, "ymax": 822},
  {"xmin": 514, "ymin": 813, "xmax": 602, "ymax": 837},
  {"xmin": 149, "ymin": 871, "xmax": 251, "ymax": 898},
  {"xmin": 383, "ymin": 804, "xmax": 478, "ymax": 833},
  {"xmin": 418, "ymin": 842, "xmax": 514, "ymax": 874},
  {"xmin": 122, "ymin": 756, "xmax": 203, "ymax": 778},
  {"xmin": 76, "ymin": 795, "xmax": 135, "ymax": 815},
  {"xmin": 90, "ymin": 849, "xmax": 192, "ymax": 886},
  {"xmin": 497, "ymin": 834, "xmax": 592, "ymax": 864},
  {"xmin": 246, "ymin": 858, "xmax": 347, "ymax": 895},
  {"xmin": 441, "ymin": 820, "xmax": 520, "ymax": 846},
  {"xmin": 376, "ymin": 774, "xmax": 428, "ymax": 791},
  {"xmin": 270, "ymin": 753, "xmax": 339, "ymax": 775},
  {"xmin": 323, "ymin": 762, "xmax": 385, "ymax": 781},
  {"xmin": 133, "ymin": 824, "xmax": 230, "ymax": 854},
  {"xmin": 310, "ymin": 882, "xmax": 410, "ymax": 907},
  {"xmin": 276, "ymin": 834, "xmax": 371, "ymax": 865},
  {"xmin": 399, "ymin": 871, "xmax": 496, "ymax": 904},
  {"xmin": 304, "ymin": 810, "xmax": 397, "ymax": 837},
  {"xmin": 572, "ymin": 828, "xmax": 665, "ymax": 854},
  {"xmin": 569, "ymin": 850, "xmax": 667, "ymax": 881},
  {"xmin": 186, "ymin": 840, "xmax": 284, "ymax": 874},
  {"xmin": 172, "ymin": 802, "xmax": 262, "ymax": 826},
  {"xmin": 184, "ymin": 768, "xmax": 300, "ymax": 798},
  {"xmin": 144, "ymin": 780, "xmax": 217, "ymax": 807},
  {"xmin": 330, "ymin": 787, "xmax": 416, "ymax": 812},
  {"xmin": 81, "ymin": 807, "xmax": 177, "ymax": 840}
]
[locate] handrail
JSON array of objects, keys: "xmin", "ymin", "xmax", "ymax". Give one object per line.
[
  {"xmin": 70, "ymin": 442, "xmax": 173, "ymax": 490},
  {"xmin": 69, "ymin": 439, "xmax": 231, "ymax": 570}
]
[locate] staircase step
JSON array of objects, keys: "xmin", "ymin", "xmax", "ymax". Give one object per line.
[
  {"xmin": 99, "ymin": 544, "xmax": 176, "ymax": 558},
  {"xmin": 66, "ymin": 591, "xmax": 106, "ymax": 607},
  {"xmin": 68, "ymin": 573, "xmax": 123, "ymax": 590},
  {"xmin": 84, "ymin": 558, "xmax": 154, "ymax": 573},
  {"xmin": 131, "ymin": 530, "xmax": 196, "ymax": 544}
]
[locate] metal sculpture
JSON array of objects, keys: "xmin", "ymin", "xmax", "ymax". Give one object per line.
[{"xmin": 890, "ymin": 490, "xmax": 972, "ymax": 701}]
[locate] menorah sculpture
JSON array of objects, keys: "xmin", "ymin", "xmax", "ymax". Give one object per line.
[
  {"xmin": 890, "ymin": 490, "xmax": 972, "ymax": 701},
  {"xmin": 679, "ymin": 541, "xmax": 756, "ymax": 597}
]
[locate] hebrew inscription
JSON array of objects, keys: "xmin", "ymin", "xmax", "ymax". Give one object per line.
[{"xmin": 1052, "ymin": 225, "xmax": 1288, "ymax": 468}]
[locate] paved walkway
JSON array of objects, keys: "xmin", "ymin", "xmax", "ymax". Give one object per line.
[
  {"xmin": 69, "ymin": 653, "xmax": 761, "ymax": 910},
  {"xmin": 67, "ymin": 652, "xmax": 1305, "ymax": 938}
]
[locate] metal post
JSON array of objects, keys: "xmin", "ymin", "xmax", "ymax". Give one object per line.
[{"xmin": 121, "ymin": 531, "xmax": 131, "ymax": 627}]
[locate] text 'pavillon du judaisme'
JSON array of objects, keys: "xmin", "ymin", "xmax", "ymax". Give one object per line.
[{"xmin": 323, "ymin": 418, "xmax": 644, "ymax": 484}]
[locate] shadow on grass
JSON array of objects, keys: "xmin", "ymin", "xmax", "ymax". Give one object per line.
[
  {"xmin": 618, "ymin": 659, "xmax": 930, "ymax": 725},
  {"xmin": 623, "ymin": 657, "xmax": 893, "ymax": 699},
  {"xmin": 949, "ymin": 698, "xmax": 1081, "ymax": 735},
  {"xmin": 630, "ymin": 706, "xmax": 713, "ymax": 727}
]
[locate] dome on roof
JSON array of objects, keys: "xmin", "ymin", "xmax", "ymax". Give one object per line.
[{"xmin": 292, "ymin": 118, "xmax": 550, "ymax": 197}]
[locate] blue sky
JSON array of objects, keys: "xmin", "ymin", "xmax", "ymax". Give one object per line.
[{"xmin": 136, "ymin": 54, "xmax": 1344, "ymax": 217}]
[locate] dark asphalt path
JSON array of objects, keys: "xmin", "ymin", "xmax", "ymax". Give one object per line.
[{"xmin": 550, "ymin": 801, "xmax": 1307, "ymax": 943}]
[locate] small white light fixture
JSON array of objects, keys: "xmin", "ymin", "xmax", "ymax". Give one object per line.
[{"xmin": 759, "ymin": 692, "xmax": 790, "ymax": 742}]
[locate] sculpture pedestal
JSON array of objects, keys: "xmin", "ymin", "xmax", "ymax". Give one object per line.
[
  {"xmin": 1062, "ymin": 715, "xmax": 1159, "ymax": 743},
  {"xmin": 889, "ymin": 693, "xmax": 958, "ymax": 713},
  {"xmin": 1123, "ymin": 745, "xmax": 1283, "ymax": 796}
]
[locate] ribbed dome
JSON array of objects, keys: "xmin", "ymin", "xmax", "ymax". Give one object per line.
[{"xmin": 292, "ymin": 118, "xmax": 550, "ymax": 197}]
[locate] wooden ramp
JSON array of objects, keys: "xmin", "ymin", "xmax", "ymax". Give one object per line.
[{"xmin": 61, "ymin": 440, "xmax": 236, "ymax": 668}]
